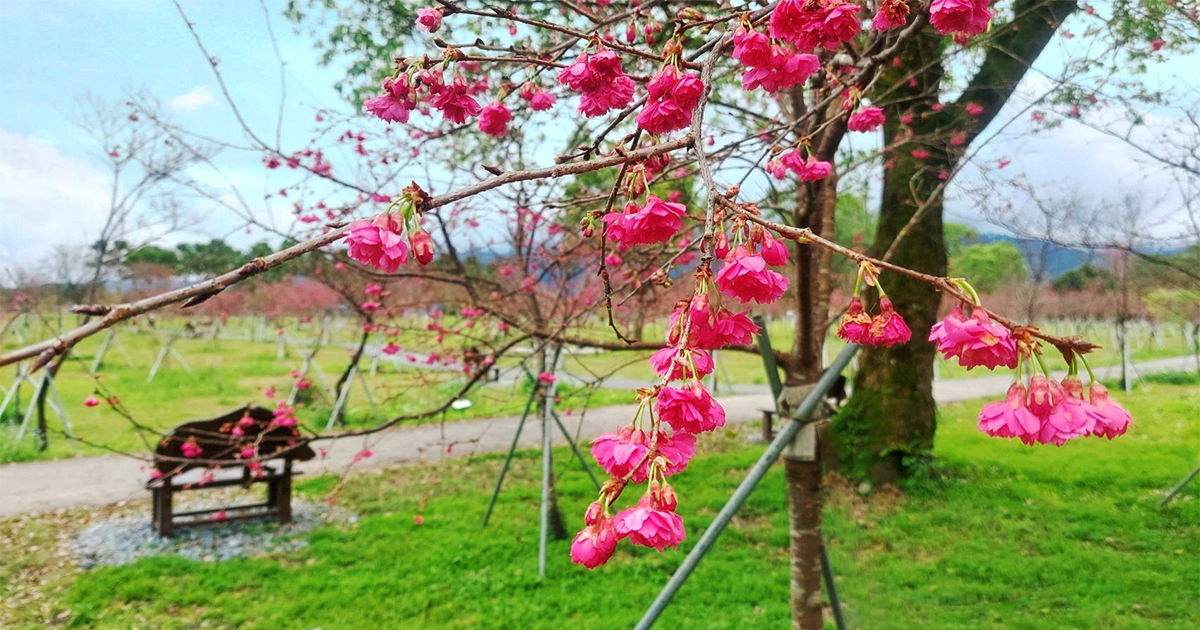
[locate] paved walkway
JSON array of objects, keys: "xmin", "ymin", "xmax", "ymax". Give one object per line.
[{"xmin": 1, "ymin": 355, "xmax": 1193, "ymax": 517}]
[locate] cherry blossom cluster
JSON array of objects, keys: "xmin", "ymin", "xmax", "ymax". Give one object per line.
[
  {"xmin": 343, "ymin": 183, "xmax": 435, "ymax": 272},
  {"xmin": 836, "ymin": 262, "xmax": 912, "ymax": 347},
  {"xmin": 572, "ymin": 271, "xmax": 767, "ymax": 568}
]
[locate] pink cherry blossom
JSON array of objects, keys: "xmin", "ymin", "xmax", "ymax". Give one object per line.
[
  {"xmin": 1086, "ymin": 382, "xmax": 1132, "ymax": 439},
  {"xmin": 965, "ymin": 102, "xmax": 984, "ymax": 116},
  {"xmin": 637, "ymin": 66, "xmax": 704, "ymax": 134},
  {"xmin": 558, "ymin": 48, "xmax": 636, "ymax": 117},
  {"xmin": 432, "ymin": 75, "xmax": 482, "ymax": 124},
  {"xmin": 83, "ymin": 395, "xmax": 100, "ymax": 407},
  {"xmin": 732, "ymin": 25, "xmax": 772, "ymax": 68},
  {"xmin": 415, "ymin": 8, "xmax": 443, "ymax": 33},
  {"xmin": 615, "ymin": 487, "xmax": 686, "ymax": 551},
  {"xmin": 538, "ymin": 372, "xmax": 557, "ymax": 384},
  {"xmin": 873, "ymin": 0, "xmax": 910, "ymax": 31},
  {"xmin": 345, "ymin": 213, "xmax": 409, "ymax": 273},
  {"xmin": 837, "ymin": 297, "xmax": 872, "ymax": 344},
  {"xmin": 760, "ymin": 235, "xmax": 789, "ymax": 266},
  {"xmin": 715, "ymin": 309, "xmax": 759, "ymax": 346},
  {"xmin": 529, "ymin": 91, "xmax": 556, "ymax": 111},
  {"xmin": 847, "ymin": 106, "xmax": 886, "ymax": 132},
  {"xmin": 477, "ymin": 101, "xmax": 513, "ymax": 137},
  {"xmin": 977, "ymin": 382, "xmax": 1041, "ymax": 440},
  {"xmin": 181, "ymin": 440, "xmax": 203, "ymax": 458},
  {"xmin": 1025, "ymin": 375, "xmax": 1064, "ymax": 420},
  {"xmin": 929, "ymin": 0, "xmax": 992, "ymax": 38},
  {"xmin": 409, "ymin": 228, "xmax": 435, "ymax": 265},
  {"xmin": 364, "ymin": 75, "xmax": 416, "ymax": 123},
  {"xmin": 867, "ymin": 297, "xmax": 911, "ymax": 346},
  {"xmin": 1036, "ymin": 387, "xmax": 1089, "ymax": 446},
  {"xmin": 716, "ymin": 247, "xmax": 790, "ymax": 304},
  {"xmin": 602, "ymin": 195, "xmax": 686, "ymax": 247},
  {"xmin": 649, "ymin": 346, "xmax": 714, "ymax": 381},
  {"xmin": 928, "ymin": 305, "xmax": 1018, "ymax": 370},
  {"xmin": 658, "ymin": 383, "xmax": 726, "ymax": 434},
  {"xmin": 571, "ymin": 513, "xmax": 618, "ymax": 568}
]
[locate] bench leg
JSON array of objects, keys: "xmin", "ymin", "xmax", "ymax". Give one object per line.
[
  {"xmin": 762, "ymin": 410, "xmax": 775, "ymax": 441},
  {"xmin": 278, "ymin": 461, "xmax": 293, "ymax": 524},
  {"xmin": 156, "ymin": 484, "xmax": 175, "ymax": 538}
]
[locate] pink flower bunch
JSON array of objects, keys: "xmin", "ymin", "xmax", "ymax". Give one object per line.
[
  {"xmin": 978, "ymin": 372, "xmax": 1133, "ymax": 446},
  {"xmin": 519, "ymin": 82, "xmax": 556, "ymax": 111},
  {"xmin": 837, "ymin": 296, "xmax": 912, "ymax": 346},
  {"xmin": 364, "ymin": 75, "xmax": 417, "ymax": 124},
  {"xmin": 779, "ymin": 150, "xmax": 834, "ymax": 181},
  {"xmin": 929, "ymin": 0, "xmax": 992, "ymax": 39},
  {"xmin": 602, "ymin": 195, "xmax": 687, "ymax": 247},
  {"xmin": 734, "ymin": 25, "xmax": 819, "ymax": 94},
  {"xmin": 649, "ymin": 346, "xmax": 715, "ymax": 381},
  {"xmin": 928, "ymin": 304, "xmax": 1018, "ymax": 370},
  {"xmin": 847, "ymin": 106, "xmax": 886, "ymax": 132},
  {"xmin": 666, "ymin": 293, "xmax": 760, "ymax": 350},
  {"xmin": 637, "ymin": 65, "xmax": 704, "ymax": 134},
  {"xmin": 614, "ymin": 483, "xmax": 686, "ymax": 551},
  {"xmin": 716, "ymin": 245, "xmax": 790, "ymax": 305},
  {"xmin": 872, "ymin": 0, "xmax": 910, "ymax": 31},
  {"xmin": 477, "ymin": 101, "xmax": 513, "ymax": 137},
  {"xmin": 181, "ymin": 439, "xmax": 203, "ymax": 458},
  {"xmin": 415, "ymin": 8, "xmax": 443, "ymax": 33},
  {"xmin": 770, "ymin": 0, "xmax": 862, "ymax": 51},
  {"xmin": 590, "ymin": 426, "xmax": 695, "ymax": 483},
  {"xmin": 273, "ymin": 401, "xmax": 298, "ymax": 428},
  {"xmin": 557, "ymin": 48, "xmax": 636, "ymax": 117},
  {"xmin": 345, "ymin": 213, "xmax": 410, "ymax": 273},
  {"xmin": 657, "ymin": 382, "xmax": 726, "ymax": 434},
  {"xmin": 431, "ymin": 74, "xmax": 482, "ymax": 124}
]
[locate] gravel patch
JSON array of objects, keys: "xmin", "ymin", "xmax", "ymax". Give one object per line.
[{"xmin": 72, "ymin": 495, "xmax": 357, "ymax": 568}]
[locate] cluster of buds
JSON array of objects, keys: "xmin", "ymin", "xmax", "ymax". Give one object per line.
[{"xmin": 836, "ymin": 262, "xmax": 911, "ymax": 347}]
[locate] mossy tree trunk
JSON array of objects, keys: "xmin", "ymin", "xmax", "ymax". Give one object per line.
[{"xmin": 837, "ymin": 2, "xmax": 1077, "ymax": 481}]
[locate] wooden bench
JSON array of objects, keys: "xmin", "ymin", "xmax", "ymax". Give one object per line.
[{"xmin": 148, "ymin": 405, "xmax": 315, "ymax": 538}]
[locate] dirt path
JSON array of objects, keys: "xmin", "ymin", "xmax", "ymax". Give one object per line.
[{"xmin": 1, "ymin": 355, "xmax": 1193, "ymax": 517}]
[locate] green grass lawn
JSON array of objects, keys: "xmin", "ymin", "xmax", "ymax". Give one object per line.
[
  {"xmin": 0, "ymin": 325, "xmax": 634, "ymax": 463},
  {"xmin": 2, "ymin": 380, "xmax": 1196, "ymax": 629}
]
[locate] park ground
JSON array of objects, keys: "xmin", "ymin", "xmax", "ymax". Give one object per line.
[
  {"xmin": 2, "ymin": 315, "xmax": 1193, "ymax": 463},
  {"xmin": 1, "ymin": 376, "xmax": 1197, "ymax": 629}
]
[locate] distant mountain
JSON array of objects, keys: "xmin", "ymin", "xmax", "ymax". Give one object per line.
[
  {"xmin": 973, "ymin": 234, "xmax": 1191, "ymax": 279},
  {"xmin": 974, "ymin": 234, "xmax": 1097, "ymax": 279}
]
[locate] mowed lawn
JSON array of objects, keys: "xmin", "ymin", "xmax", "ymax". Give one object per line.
[{"xmin": 1, "ymin": 380, "xmax": 1196, "ymax": 629}]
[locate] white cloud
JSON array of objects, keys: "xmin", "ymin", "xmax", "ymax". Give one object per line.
[
  {"xmin": 0, "ymin": 129, "xmax": 110, "ymax": 272},
  {"xmin": 168, "ymin": 85, "xmax": 215, "ymax": 112}
]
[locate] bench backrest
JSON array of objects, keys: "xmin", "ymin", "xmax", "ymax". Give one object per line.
[{"xmin": 154, "ymin": 404, "xmax": 316, "ymax": 475}]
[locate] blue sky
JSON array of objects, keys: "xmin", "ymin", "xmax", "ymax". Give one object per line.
[{"xmin": 1, "ymin": 1, "xmax": 1195, "ymax": 278}]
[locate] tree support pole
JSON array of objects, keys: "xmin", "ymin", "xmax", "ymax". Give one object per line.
[
  {"xmin": 481, "ymin": 382, "xmax": 541, "ymax": 527},
  {"xmin": 551, "ymin": 409, "xmax": 601, "ymax": 491},
  {"xmin": 632, "ymin": 344, "xmax": 858, "ymax": 630}
]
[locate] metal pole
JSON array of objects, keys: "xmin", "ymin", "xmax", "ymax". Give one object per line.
[
  {"xmin": 821, "ymin": 547, "xmax": 847, "ymax": 630},
  {"xmin": 481, "ymin": 384, "xmax": 541, "ymax": 526},
  {"xmin": 552, "ymin": 409, "xmax": 601, "ymax": 491},
  {"xmin": 1159, "ymin": 462, "xmax": 1200, "ymax": 508},
  {"xmin": 632, "ymin": 345, "xmax": 858, "ymax": 630},
  {"xmin": 539, "ymin": 344, "xmax": 563, "ymax": 579}
]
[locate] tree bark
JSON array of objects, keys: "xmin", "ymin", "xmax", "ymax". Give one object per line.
[
  {"xmin": 785, "ymin": 457, "xmax": 824, "ymax": 630},
  {"xmin": 838, "ymin": 2, "xmax": 1076, "ymax": 481}
]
